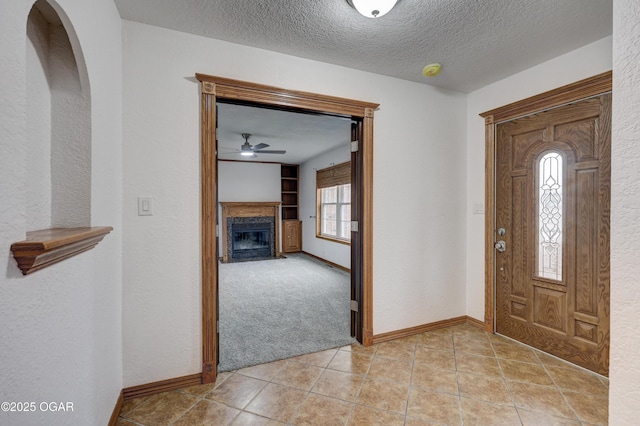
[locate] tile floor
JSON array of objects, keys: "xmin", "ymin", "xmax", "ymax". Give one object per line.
[{"xmin": 116, "ymin": 324, "xmax": 608, "ymax": 425}]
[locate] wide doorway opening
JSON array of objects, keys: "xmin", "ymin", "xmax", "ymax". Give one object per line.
[
  {"xmin": 216, "ymin": 100, "xmax": 355, "ymax": 371},
  {"xmin": 197, "ymin": 74, "xmax": 378, "ymax": 383}
]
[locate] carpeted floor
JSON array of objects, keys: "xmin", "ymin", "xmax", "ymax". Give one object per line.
[{"xmin": 218, "ymin": 253, "xmax": 355, "ymax": 372}]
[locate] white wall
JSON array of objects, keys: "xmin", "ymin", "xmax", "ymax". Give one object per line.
[
  {"xmin": 300, "ymin": 144, "xmax": 351, "ymax": 269},
  {"xmin": 609, "ymin": 0, "xmax": 640, "ymax": 422},
  {"xmin": 0, "ymin": 0, "xmax": 122, "ymax": 425},
  {"xmin": 465, "ymin": 37, "xmax": 613, "ymax": 321},
  {"xmin": 218, "ymin": 161, "xmax": 281, "ymax": 203},
  {"xmin": 122, "ymin": 20, "xmax": 467, "ymax": 386},
  {"xmin": 217, "ymin": 161, "xmax": 281, "ymax": 253}
]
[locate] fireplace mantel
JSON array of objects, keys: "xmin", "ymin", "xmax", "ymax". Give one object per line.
[{"xmin": 220, "ymin": 202, "xmax": 281, "ymax": 263}]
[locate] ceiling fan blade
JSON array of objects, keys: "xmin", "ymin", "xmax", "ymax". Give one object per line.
[
  {"xmin": 254, "ymin": 150, "xmax": 286, "ymax": 154},
  {"xmin": 252, "ymin": 143, "xmax": 270, "ymax": 151}
]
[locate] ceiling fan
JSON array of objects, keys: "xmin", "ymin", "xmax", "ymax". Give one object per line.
[{"xmin": 234, "ymin": 133, "xmax": 286, "ymax": 158}]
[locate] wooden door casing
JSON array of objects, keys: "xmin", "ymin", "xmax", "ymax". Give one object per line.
[
  {"xmin": 350, "ymin": 120, "xmax": 364, "ymax": 341},
  {"xmin": 196, "ymin": 74, "xmax": 378, "ymax": 383},
  {"xmin": 495, "ymin": 94, "xmax": 610, "ymax": 375}
]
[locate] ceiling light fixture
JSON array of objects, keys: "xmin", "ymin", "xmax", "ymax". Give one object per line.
[
  {"xmin": 240, "ymin": 141, "xmax": 254, "ymax": 156},
  {"xmin": 347, "ymin": 0, "xmax": 399, "ymax": 18}
]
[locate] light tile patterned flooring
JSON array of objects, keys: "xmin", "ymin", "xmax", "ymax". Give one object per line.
[{"xmin": 117, "ymin": 324, "xmax": 608, "ymax": 425}]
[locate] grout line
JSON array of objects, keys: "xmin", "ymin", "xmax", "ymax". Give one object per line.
[
  {"xmin": 167, "ymin": 395, "xmax": 204, "ymax": 426},
  {"xmin": 287, "ymin": 390, "xmax": 312, "ymax": 425},
  {"xmin": 118, "ymin": 393, "xmax": 159, "ymax": 423},
  {"xmin": 401, "ymin": 338, "xmax": 418, "ymax": 422},
  {"xmin": 534, "ymin": 351, "xmax": 582, "ymax": 423},
  {"xmin": 230, "ymin": 370, "xmax": 270, "ymax": 417},
  {"xmin": 488, "ymin": 335, "xmax": 524, "ymax": 425},
  {"xmin": 343, "ymin": 342, "xmax": 377, "ymax": 426},
  {"xmin": 451, "ymin": 328, "xmax": 467, "ymax": 426}
]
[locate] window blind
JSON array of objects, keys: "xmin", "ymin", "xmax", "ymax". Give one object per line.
[{"xmin": 316, "ymin": 162, "xmax": 351, "ymax": 189}]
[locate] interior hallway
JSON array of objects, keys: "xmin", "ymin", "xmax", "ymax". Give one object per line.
[{"xmin": 116, "ymin": 323, "xmax": 608, "ymax": 425}]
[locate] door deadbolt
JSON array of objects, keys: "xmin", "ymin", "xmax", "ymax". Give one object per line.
[
  {"xmin": 495, "ymin": 240, "xmax": 507, "ymax": 252},
  {"xmin": 498, "ymin": 228, "xmax": 506, "ymax": 236}
]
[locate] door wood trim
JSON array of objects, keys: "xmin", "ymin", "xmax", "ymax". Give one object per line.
[
  {"xmin": 480, "ymin": 71, "xmax": 612, "ymax": 334},
  {"xmin": 196, "ymin": 74, "xmax": 379, "ymax": 117},
  {"xmin": 481, "ymin": 71, "xmax": 612, "ymax": 124},
  {"xmin": 362, "ymin": 108, "xmax": 375, "ymax": 345},
  {"xmin": 197, "ymin": 74, "xmax": 379, "ymax": 383}
]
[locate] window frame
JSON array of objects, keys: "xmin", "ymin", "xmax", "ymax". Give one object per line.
[{"xmin": 316, "ymin": 162, "xmax": 351, "ymax": 245}]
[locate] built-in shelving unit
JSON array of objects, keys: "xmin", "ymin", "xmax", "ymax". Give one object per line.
[
  {"xmin": 281, "ymin": 164, "xmax": 302, "ymax": 253},
  {"xmin": 281, "ymin": 164, "xmax": 299, "ymax": 220}
]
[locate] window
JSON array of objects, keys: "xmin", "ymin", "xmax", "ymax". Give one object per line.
[
  {"xmin": 316, "ymin": 162, "xmax": 351, "ymax": 243},
  {"xmin": 537, "ymin": 151, "xmax": 563, "ymax": 281},
  {"xmin": 319, "ymin": 184, "xmax": 351, "ymax": 240}
]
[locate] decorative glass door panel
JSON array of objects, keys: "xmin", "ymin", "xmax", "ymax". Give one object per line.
[{"xmin": 537, "ymin": 152, "xmax": 564, "ymax": 281}]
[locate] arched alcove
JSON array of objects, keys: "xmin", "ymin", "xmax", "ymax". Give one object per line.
[
  {"xmin": 26, "ymin": 0, "xmax": 91, "ymax": 228},
  {"xmin": 13, "ymin": 1, "xmax": 111, "ymax": 275}
]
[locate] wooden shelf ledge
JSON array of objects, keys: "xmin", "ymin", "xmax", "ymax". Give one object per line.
[{"xmin": 11, "ymin": 227, "xmax": 113, "ymax": 275}]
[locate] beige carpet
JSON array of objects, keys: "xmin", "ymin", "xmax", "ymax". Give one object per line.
[{"xmin": 218, "ymin": 253, "xmax": 354, "ymax": 371}]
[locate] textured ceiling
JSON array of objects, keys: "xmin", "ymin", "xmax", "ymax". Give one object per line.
[
  {"xmin": 115, "ymin": 0, "xmax": 612, "ymax": 164},
  {"xmin": 115, "ymin": 0, "xmax": 612, "ymax": 93},
  {"xmin": 217, "ymin": 103, "xmax": 352, "ymax": 164}
]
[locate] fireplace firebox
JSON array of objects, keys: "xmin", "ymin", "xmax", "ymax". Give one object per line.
[
  {"xmin": 231, "ymin": 223, "xmax": 271, "ymax": 260},
  {"xmin": 226, "ymin": 216, "xmax": 275, "ymax": 262}
]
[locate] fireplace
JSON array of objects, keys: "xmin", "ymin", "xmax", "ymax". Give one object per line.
[
  {"xmin": 228, "ymin": 217, "xmax": 275, "ymax": 261},
  {"xmin": 220, "ymin": 202, "xmax": 281, "ymax": 263}
]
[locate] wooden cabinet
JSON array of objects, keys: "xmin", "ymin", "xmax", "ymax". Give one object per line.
[{"xmin": 283, "ymin": 220, "xmax": 302, "ymax": 253}]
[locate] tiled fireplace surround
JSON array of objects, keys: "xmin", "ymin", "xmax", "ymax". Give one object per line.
[{"xmin": 220, "ymin": 202, "xmax": 281, "ymax": 263}]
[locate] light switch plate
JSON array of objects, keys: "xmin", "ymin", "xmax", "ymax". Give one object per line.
[{"xmin": 138, "ymin": 196, "xmax": 153, "ymax": 216}]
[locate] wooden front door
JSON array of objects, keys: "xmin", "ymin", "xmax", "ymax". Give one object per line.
[{"xmin": 495, "ymin": 94, "xmax": 611, "ymax": 375}]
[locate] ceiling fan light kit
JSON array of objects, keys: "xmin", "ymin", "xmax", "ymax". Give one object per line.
[
  {"xmin": 347, "ymin": 0, "xmax": 399, "ymax": 18},
  {"xmin": 236, "ymin": 133, "xmax": 286, "ymax": 158},
  {"xmin": 240, "ymin": 139, "xmax": 254, "ymax": 156}
]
